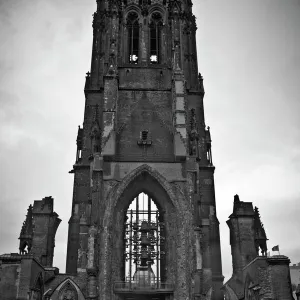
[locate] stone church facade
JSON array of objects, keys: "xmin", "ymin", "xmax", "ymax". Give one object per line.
[{"xmin": 0, "ymin": 1, "xmax": 295, "ymax": 299}]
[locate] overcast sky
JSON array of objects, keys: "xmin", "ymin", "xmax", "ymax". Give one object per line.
[{"xmin": 0, "ymin": 0, "xmax": 299, "ymax": 281}]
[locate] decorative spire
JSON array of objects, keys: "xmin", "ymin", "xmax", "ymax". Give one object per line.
[
  {"xmin": 234, "ymin": 194, "xmax": 240, "ymax": 203},
  {"xmin": 20, "ymin": 205, "xmax": 33, "ymax": 237},
  {"xmin": 198, "ymin": 73, "xmax": 204, "ymax": 94},
  {"xmin": 188, "ymin": 108, "xmax": 200, "ymax": 158},
  {"xmin": 189, "ymin": 108, "xmax": 199, "ymax": 136},
  {"xmin": 90, "ymin": 105, "xmax": 101, "ymax": 154},
  {"xmin": 254, "ymin": 207, "xmax": 267, "ymax": 239},
  {"xmin": 19, "ymin": 205, "xmax": 33, "ymax": 254},
  {"xmin": 76, "ymin": 126, "xmax": 84, "ymax": 150},
  {"xmin": 254, "ymin": 206, "xmax": 268, "ymax": 256},
  {"xmin": 168, "ymin": 0, "xmax": 182, "ymax": 13}
]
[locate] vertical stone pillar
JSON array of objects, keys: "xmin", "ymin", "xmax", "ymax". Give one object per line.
[
  {"xmin": 198, "ymin": 168, "xmax": 224, "ymax": 299},
  {"xmin": 140, "ymin": 16, "xmax": 148, "ymax": 65},
  {"xmin": 87, "ymin": 226, "xmax": 97, "ymax": 269},
  {"xmin": 173, "ymin": 13, "xmax": 181, "ymax": 70},
  {"xmin": 91, "ymin": 6, "xmax": 107, "ymax": 89},
  {"xmin": 201, "ymin": 221, "xmax": 212, "ymax": 294},
  {"xmin": 87, "ymin": 267, "xmax": 98, "ymax": 299},
  {"xmin": 102, "ymin": 9, "xmax": 118, "ymax": 157},
  {"xmin": 99, "ymin": 226, "xmax": 111, "ymax": 300},
  {"xmin": 171, "ymin": 5, "xmax": 188, "ymax": 160},
  {"xmin": 296, "ymin": 284, "xmax": 300, "ymax": 300},
  {"xmin": 86, "ymin": 225, "xmax": 98, "ymax": 299},
  {"xmin": 267, "ymin": 255, "xmax": 294, "ymax": 300},
  {"xmin": 227, "ymin": 197, "xmax": 257, "ymax": 276},
  {"xmin": 91, "ymin": 26, "xmax": 101, "ymax": 88},
  {"xmin": 190, "ymin": 17, "xmax": 198, "ymax": 89},
  {"xmin": 210, "ymin": 216, "xmax": 224, "ymax": 300},
  {"xmin": 193, "ymin": 227, "xmax": 203, "ymax": 299}
]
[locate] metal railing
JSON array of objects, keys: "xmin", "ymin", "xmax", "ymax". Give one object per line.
[{"xmin": 114, "ymin": 280, "xmax": 174, "ymax": 293}]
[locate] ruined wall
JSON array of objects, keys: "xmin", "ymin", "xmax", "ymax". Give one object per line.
[
  {"xmin": 30, "ymin": 197, "xmax": 61, "ymax": 267},
  {"xmin": 269, "ymin": 257, "xmax": 294, "ymax": 300},
  {"xmin": 0, "ymin": 261, "xmax": 21, "ymax": 299},
  {"xmin": 0, "ymin": 256, "xmax": 45, "ymax": 300},
  {"xmin": 224, "ymin": 197, "xmax": 294, "ymax": 299},
  {"xmin": 227, "ymin": 200, "xmax": 258, "ymax": 276}
]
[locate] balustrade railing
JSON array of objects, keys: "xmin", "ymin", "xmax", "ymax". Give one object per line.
[{"xmin": 114, "ymin": 280, "xmax": 173, "ymax": 293}]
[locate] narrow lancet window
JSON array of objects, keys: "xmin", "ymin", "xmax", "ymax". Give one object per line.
[
  {"xmin": 127, "ymin": 12, "xmax": 139, "ymax": 64},
  {"xmin": 150, "ymin": 12, "xmax": 163, "ymax": 64}
]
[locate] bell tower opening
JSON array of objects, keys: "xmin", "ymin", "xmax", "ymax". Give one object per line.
[
  {"xmin": 127, "ymin": 12, "xmax": 140, "ymax": 64},
  {"xmin": 124, "ymin": 193, "xmax": 165, "ymax": 289},
  {"xmin": 114, "ymin": 190, "xmax": 173, "ymax": 297},
  {"xmin": 149, "ymin": 12, "xmax": 163, "ymax": 64},
  {"xmin": 65, "ymin": 0, "xmax": 225, "ymax": 298}
]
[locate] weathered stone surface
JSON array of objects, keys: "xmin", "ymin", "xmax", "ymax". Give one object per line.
[
  {"xmin": 224, "ymin": 198, "xmax": 294, "ymax": 300},
  {"xmin": 3, "ymin": 1, "xmax": 293, "ymax": 300},
  {"xmin": 119, "ymin": 67, "xmax": 172, "ymax": 90}
]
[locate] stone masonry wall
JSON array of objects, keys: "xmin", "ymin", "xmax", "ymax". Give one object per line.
[
  {"xmin": 95, "ymin": 164, "xmax": 196, "ymax": 300},
  {"xmin": 0, "ymin": 262, "xmax": 21, "ymax": 299}
]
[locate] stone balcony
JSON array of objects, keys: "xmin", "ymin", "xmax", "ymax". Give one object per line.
[{"xmin": 114, "ymin": 281, "xmax": 174, "ymax": 294}]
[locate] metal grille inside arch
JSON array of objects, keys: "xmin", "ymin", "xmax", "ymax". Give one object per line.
[{"xmin": 114, "ymin": 192, "xmax": 173, "ymax": 295}]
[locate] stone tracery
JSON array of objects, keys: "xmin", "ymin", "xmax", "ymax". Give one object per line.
[{"xmin": 58, "ymin": 282, "xmax": 78, "ymax": 300}]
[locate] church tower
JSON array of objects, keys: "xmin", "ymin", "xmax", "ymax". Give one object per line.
[{"xmin": 66, "ymin": 0, "xmax": 224, "ymax": 299}]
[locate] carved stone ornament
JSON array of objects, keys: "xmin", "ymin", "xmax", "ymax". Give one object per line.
[{"xmin": 58, "ymin": 282, "xmax": 78, "ymax": 300}]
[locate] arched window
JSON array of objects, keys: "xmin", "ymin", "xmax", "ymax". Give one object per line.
[
  {"xmin": 123, "ymin": 193, "xmax": 165, "ymax": 289},
  {"xmin": 58, "ymin": 281, "xmax": 78, "ymax": 300},
  {"xmin": 127, "ymin": 12, "xmax": 139, "ymax": 64},
  {"xmin": 149, "ymin": 12, "xmax": 163, "ymax": 64}
]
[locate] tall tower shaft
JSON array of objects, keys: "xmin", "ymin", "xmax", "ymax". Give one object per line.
[{"xmin": 66, "ymin": 1, "xmax": 224, "ymax": 299}]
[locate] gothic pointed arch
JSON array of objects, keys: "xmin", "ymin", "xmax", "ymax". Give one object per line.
[
  {"xmin": 100, "ymin": 164, "xmax": 193, "ymax": 299},
  {"xmin": 90, "ymin": 121, "xmax": 101, "ymax": 138},
  {"xmin": 126, "ymin": 10, "xmax": 140, "ymax": 63},
  {"xmin": 58, "ymin": 282, "xmax": 77, "ymax": 300},
  {"xmin": 50, "ymin": 278, "xmax": 85, "ymax": 300},
  {"xmin": 149, "ymin": 11, "xmax": 164, "ymax": 64},
  {"xmin": 64, "ymin": 0, "xmax": 226, "ymax": 298},
  {"xmin": 148, "ymin": 4, "xmax": 167, "ymax": 20},
  {"xmin": 124, "ymin": 4, "xmax": 142, "ymax": 16},
  {"xmin": 104, "ymin": 164, "xmax": 187, "ymax": 227}
]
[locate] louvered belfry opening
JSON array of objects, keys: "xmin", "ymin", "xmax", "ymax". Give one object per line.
[
  {"xmin": 127, "ymin": 12, "xmax": 140, "ymax": 64},
  {"xmin": 149, "ymin": 12, "xmax": 163, "ymax": 64}
]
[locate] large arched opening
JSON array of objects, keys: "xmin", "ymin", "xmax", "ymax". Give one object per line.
[
  {"xmin": 107, "ymin": 168, "xmax": 179, "ymax": 299},
  {"xmin": 124, "ymin": 192, "xmax": 165, "ymax": 288}
]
